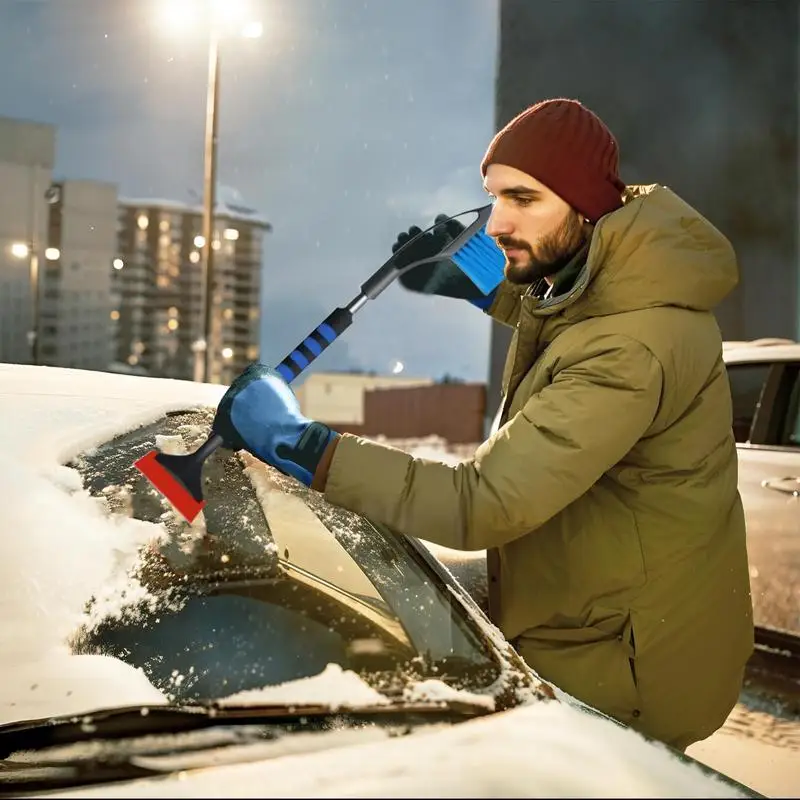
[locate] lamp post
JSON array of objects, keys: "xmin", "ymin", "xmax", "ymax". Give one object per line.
[
  {"xmin": 157, "ymin": 0, "xmax": 262, "ymax": 384},
  {"xmin": 200, "ymin": 27, "xmax": 221, "ymax": 384}
]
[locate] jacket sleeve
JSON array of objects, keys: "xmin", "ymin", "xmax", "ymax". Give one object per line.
[{"xmin": 324, "ymin": 335, "xmax": 663, "ymax": 551}]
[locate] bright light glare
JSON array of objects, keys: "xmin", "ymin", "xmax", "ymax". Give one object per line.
[
  {"xmin": 45, "ymin": 247, "xmax": 60, "ymax": 260},
  {"xmin": 211, "ymin": 0, "xmax": 245, "ymax": 25},
  {"xmin": 221, "ymin": 347, "xmax": 234, "ymax": 359},
  {"xmin": 391, "ymin": 360, "xmax": 404, "ymax": 375},
  {"xmin": 241, "ymin": 20, "xmax": 263, "ymax": 38},
  {"xmin": 10, "ymin": 243, "xmax": 29, "ymax": 258},
  {"xmin": 156, "ymin": 0, "xmax": 197, "ymax": 35}
]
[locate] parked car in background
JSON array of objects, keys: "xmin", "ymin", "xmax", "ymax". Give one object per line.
[
  {"xmin": 723, "ymin": 339, "xmax": 800, "ymax": 636},
  {"xmin": 0, "ymin": 365, "xmax": 758, "ymax": 798}
]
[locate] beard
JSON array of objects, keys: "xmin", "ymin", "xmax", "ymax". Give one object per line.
[{"xmin": 498, "ymin": 210, "xmax": 589, "ymax": 286}]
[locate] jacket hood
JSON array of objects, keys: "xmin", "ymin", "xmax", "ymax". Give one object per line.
[{"xmin": 558, "ymin": 184, "xmax": 739, "ymax": 319}]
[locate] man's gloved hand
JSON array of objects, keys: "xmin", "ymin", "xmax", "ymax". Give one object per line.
[
  {"xmin": 393, "ymin": 214, "xmax": 497, "ymax": 309},
  {"xmin": 212, "ymin": 363, "xmax": 337, "ymax": 487}
]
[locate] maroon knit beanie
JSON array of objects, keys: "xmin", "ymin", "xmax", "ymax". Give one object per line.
[{"xmin": 480, "ymin": 98, "xmax": 626, "ymax": 223}]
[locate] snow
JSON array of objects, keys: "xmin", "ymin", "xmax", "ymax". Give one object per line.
[
  {"xmin": 402, "ymin": 679, "xmax": 495, "ymax": 711},
  {"xmin": 118, "ymin": 189, "xmax": 271, "ymax": 229},
  {"xmin": 0, "ymin": 364, "xmax": 227, "ymax": 723},
  {"xmin": 217, "ymin": 664, "xmax": 390, "ymax": 710},
  {"xmin": 0, "ymin": 364, "xmax": 756, "ymax": 796},
  {"xmin": 45, "ymin": 699, "xmax": 749, "ymax": 799}
]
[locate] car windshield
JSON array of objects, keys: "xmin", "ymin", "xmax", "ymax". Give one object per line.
[{"xmin": 66, "ymin": 408, "xmax": 503, "ymax": 707}]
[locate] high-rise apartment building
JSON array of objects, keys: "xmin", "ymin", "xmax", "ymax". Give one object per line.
[
  {"xmin": 114, "ymin": 198, "xmax": 270, "ymax": 384},
  {"xmin": 39, "ymin": 179, "xmax": 119, "ymax": 370},
  {"xmin": 0, "ymin": 116, "xmax": 54, "ymax": 365}
]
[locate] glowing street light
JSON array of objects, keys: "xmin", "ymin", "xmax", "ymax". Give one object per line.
[{"xmin": 155, "ymin": 0, "xmax": 262, "ymax": 384}]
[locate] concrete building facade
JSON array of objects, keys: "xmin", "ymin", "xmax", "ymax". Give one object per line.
[
  {"xmin": 486, "ymin": 0, "xmax": 799, "ymax": 429},
  {"xmin": 0, "ymin": 116, "xmax": 55, "ymax": 365},
  {"xmin": 294, "ymin": 371, "xmax": 433, "ymax": 429},
  {"xmin": 39, "ymin": 179, "xmax": 119, "ymax": 370},
  {"xmin": 114, "ymin": 198, "xmax": 271, "ymax": 385}
]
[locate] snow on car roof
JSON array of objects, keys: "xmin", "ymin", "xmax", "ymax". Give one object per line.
[
  {"xmin": 0, "ymin": 363, "xmax": 226, "ymax": 465},
  {"xmin": 0, "ymin": 364, "xmax": 228, "ymax": 724}
]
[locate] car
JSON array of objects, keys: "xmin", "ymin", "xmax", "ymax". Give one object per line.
[
  {"xmin": 723, "ymin": 339, "xmax": 800, "ymax": 635},
  {"xmin": 0, "ymin": 363, "xmax": 760, "ymax": 798}
]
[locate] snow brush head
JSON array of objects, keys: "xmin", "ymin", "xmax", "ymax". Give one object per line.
[{"xmin": 439, "ymin": 205, "xmax": 506, "ymax": 296}]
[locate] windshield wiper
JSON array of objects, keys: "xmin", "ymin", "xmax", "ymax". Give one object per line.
[{"xmin": 0, "ymin": 698, "xmax": 492, "ymax": 760}]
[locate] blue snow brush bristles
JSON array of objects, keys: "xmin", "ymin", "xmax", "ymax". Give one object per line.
[{"xmin": 134, "ymin": 204, "xmax": 505, "ymax": 523}]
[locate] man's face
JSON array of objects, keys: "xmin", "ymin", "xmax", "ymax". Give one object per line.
[{"xmin": 484, "ymin": 164, "xmax": 589, "ymax": 286}]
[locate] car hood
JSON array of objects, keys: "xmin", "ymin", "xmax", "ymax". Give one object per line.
[{"xmin": 21, "ymin": 700, "xmax": 756, "ymax": 799}]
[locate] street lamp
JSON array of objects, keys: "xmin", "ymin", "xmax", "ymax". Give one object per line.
[{"xmin": 156, "ymin": 0, "xmax": 262, "ymax": 384}]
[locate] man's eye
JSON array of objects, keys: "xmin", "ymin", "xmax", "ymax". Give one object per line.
[{"xmin": 515, "ymin": 197, "xmax": 533, "ymax": 207}]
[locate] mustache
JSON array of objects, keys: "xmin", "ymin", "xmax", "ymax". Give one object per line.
[{"xmin": 496, "ymin": 236, "xmax": 531, "ymax": 252}]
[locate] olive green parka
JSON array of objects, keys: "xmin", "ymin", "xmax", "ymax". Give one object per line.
[{"xmin": 324, "ymin": 184, "xmax": 754, "ymax": 749}]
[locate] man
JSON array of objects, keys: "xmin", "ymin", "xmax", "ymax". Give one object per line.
[{"xmin": 213, "ymin": 98, "xmax": 754, "ymax": 751}]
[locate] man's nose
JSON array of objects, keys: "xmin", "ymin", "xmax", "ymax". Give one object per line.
[{"xmin": 486, "ymin": 205, "xmax": 513, "ymax": 238}]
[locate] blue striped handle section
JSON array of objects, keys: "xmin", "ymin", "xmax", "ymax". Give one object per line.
[{"xmin": 275, "ymin": 307, "xmax": 353, "ymax": 383}]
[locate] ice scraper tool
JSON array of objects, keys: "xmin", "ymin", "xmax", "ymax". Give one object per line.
[{"xmin": 134, "ymin": 204, "xmax": 505, "ymax": 522}]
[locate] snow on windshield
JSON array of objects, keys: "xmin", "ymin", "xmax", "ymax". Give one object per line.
[
  {"xmin": 0, "ymin": 366, "xmax": 227, "ymax": 724},
  {"xmin": 217, "ymin": 664, "xmax": 390, "ymax": 710}
]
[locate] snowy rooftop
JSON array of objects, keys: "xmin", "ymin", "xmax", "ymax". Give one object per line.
[{"xmin": 119, "ymin": 187, "xmax": 271, "ymax": 230}]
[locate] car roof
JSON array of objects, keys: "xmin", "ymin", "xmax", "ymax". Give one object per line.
[
  {"xmin": 0, "ymin": 363, "xmax": 225, "ymax": 466},
  {"xmin": 722, "ymin": 339, "xmax": 800, "ymax": 365}
]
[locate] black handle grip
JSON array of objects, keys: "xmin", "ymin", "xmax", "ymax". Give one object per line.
[{"xmin": 274, "ymin": 306, "xmax": 353, "ymax": 383}]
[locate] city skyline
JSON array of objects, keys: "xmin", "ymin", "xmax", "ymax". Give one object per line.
[{"xmin": 0, "ymin": 0, "xmax": 499, "ymax": 382}]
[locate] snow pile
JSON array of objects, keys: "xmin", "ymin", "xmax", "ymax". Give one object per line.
[
  {"xmin": 0, "ymin": 365, "xmax": 227, "ymax": 723},
  {"xmin": 402, "ymin": 678, "xmax": 495, "ymax": 711},
  {"xmin": 48, "ymin": 694, "xmax": 750, "ymax": 799},
  {"xmin": 216, "ymin": 664, "xmax": 390, "ymax": 710}
]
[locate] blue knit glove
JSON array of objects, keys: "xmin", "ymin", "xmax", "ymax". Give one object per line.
[{"xmin": 212, "ymin": 363, "xmax": 337, "ymax": 487}]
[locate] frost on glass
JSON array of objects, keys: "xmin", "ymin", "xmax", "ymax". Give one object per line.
[{"xmin": 68, "ymin": 408, "xmax": 502, "ymax": 706}]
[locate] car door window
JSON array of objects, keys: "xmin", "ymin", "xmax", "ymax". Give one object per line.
[
  {"xmin": 775, "ymin": 368, "xmax": 800, "ymax": 447},
  {"xmin": 726, "ymin": 363, "xmax": 772, "ymax": 443}
]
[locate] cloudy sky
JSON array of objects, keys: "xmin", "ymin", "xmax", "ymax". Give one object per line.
[{"xmin": 0, "ymin": 0, "xmax": 500, "ymax": 381}]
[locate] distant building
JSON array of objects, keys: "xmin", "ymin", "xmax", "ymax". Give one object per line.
[
  {"xmin": 0, "ymin": 116, "xmax": 55, "ymax": 365},
  {"xmin": 114, "ymin": 197, "xmax": 271, "ymax": 384},
  {"xmin": 39, "ymin": 179, "xmax": 119, "ymax": 371},
  {"xmin": 294, "ymin": 371, "xmax": 434, "ymax": 433},
  {"xmin": 295, "ymin": 371, "xmax": 486, "ymax": 447}
]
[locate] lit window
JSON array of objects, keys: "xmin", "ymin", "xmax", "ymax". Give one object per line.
[
  {"xmin": 113, "ymin": 258, "xmax": 124, "ymax": 270},
  {"xmin": 45, "ymin": 247, "xmax": 60, "ymax": 260},
  {"xmin": 10, "ymin": 243, "xmax": 29, "ymax": 258},
  {"xmin": 159, "ymin": 219, "xmax": 170, "ymax": 232},
  {"xmin": 223, "ymin": 228, "xmax": 239, "ymax": 241},
  {"xmin": 168, "ymin": 306, "xmax": 179, "ymax": 317},
  {"xmin": 137, "ymin": 214, "xmax": 148, "ymax": 230},
  {"xmin": 221, "ymin": 347, "xmax": 234, "ymax": 359},
  {"xmin": 110, "ymin": 310, "xmax": 120, "ymax": 321},
  {"xmin": 189, "ymin": 251, "xmax": 200, "ymax": 264},
  {"xmin": 167, "ymin": 319, "xmax": 179, "ymax": 331},
  {"xmin": 194, "ymin": 235, "xmax": 205, "ymax": 248},
  {"xmin": 223, "ymin": 308, "xmax": 233, "ymax": 320}
]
